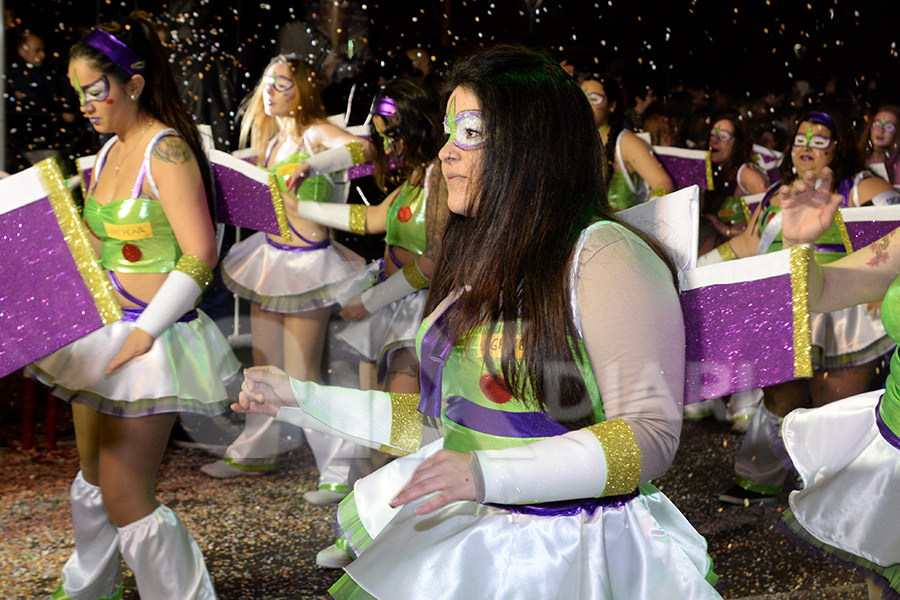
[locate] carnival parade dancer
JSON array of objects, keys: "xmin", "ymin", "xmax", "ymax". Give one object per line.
[
  {"xmin": 704, "ymin": 109, "xmax": 900, "ymax": 505},
  {"xmin": 233, "ymin": 45, "xmax": 722, "ymax": 600},
  {"xmin": 284, "ymin": 76, "xmax": 448, "ymax": 567},
  {"xmin": 202, "ymin": 55, "xmax": 376, "ymax": 500},
  {"xmin": 776, "ymin": 168, "xmax": 900, "ymax": 599},
  {"xmin": 30, "ymin": 14, "xmax": 239, "ymax": 599}
]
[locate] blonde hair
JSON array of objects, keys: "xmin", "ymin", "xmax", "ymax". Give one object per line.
[{"xmin": 238, "ymin": 54, "xmax": 327, "ymax": 165}]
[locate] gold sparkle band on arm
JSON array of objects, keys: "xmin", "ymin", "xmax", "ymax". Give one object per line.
[
  {"xmin": 37, "ymin": 156, "xmax": 122, "ymax": 325},
  {"xmin": 790, "ymin": 244, "xmax": 813, "ymax": 378},
  {"xmin": 704, "ymin": 150, "xmax": 714, "ymax": 190},
  {"xmin": 175, "ymin": 254, "xmax": 214, "ymax": 290},
  {"xmin": 834, "ymin": 208, "xmax": 854, "ymax": 254},
  {"xmin": 346, "ymin": 141, "xmax": 366, "ymax": 167},
  {"xmin": 716, "ymin": 241, "xmax": 737, "ymax": 262},
  {"xmin": 740, "ymin": 198, "xmax": 752, "ymax": 226},
  {"xmin": 378, "ymin": 392, "xmax": 423, "ymax": 457},
  {"xmin": 402, "ymin": 260, "xmax": 430, "ymax": 290},
  {"xmin": 587, "ymin": 418, "xmax": 641, "ymax": 496},
  {"xmin": 349, "ymin": 204, "xmax": 367, "ymax": 236},
  {"xmin": 649, "ymin": 188, "xmax": 668, "ymax": 199}
]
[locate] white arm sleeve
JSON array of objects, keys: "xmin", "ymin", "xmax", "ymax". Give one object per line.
[
  {"xmin": 474, "ymin": 224, "xmax": 684, "ymax": 504},
  {"xmin": 132, "ymin": 270, "xmax": 202, "ymax": 339}
]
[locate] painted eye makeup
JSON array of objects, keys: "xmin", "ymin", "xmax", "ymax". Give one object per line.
[
  {"xmin": 709, "ymin": 127, "xmax": 734, "ymax": 143},
  {"xmin": 585, "ymin": 92, "xmax": 606, "ymax": 107},
  {"xmin": 265, "ymin": 74, "xmax": 295, "ymax": 93},
  {"xmin": 377, "ymin": 126, "xmax": 401, "ymax": 151},
  {"xmin": 793, "ymin": 132, "xmax": 834, "ymax": 150},
  {"xmin": 443, "ymin": 110, "xmax": 488, "ymax": 150},
  {"xmin": 73, "ymin": 73, "xmax": 110, "ymax": 106},
  {"xmin": 873, "ymin": 120, "xmax": 897, "ymax": 134}
]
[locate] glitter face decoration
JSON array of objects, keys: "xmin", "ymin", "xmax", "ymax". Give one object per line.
[
  {"xmin": 376, "ymin": 123, "xmax": 401, "ymax": 153},
  {"xmin": 793, "ymin": 128, "xmax": 834, "ymax": 150},
  {"xmin": 265, "ymin": 74, "xmax": 295, "ymax": 94},
  {"xmin": 872, "ymin": 118, "xmax": 897, "ymax": 134},
  {"xmin": 73, "ymin": 71, "xmax": 110, "ymax": 107},
  {"xmin": 443, "ymin": 98, "xmax": 488, "ymax": 151},
  {"xmin": 585, "ymin": 91, "xmax": 606, "ymax": 107},
  {"xmin": 709, "ymin": 125, "xmax": 735, "ymax": 143}
]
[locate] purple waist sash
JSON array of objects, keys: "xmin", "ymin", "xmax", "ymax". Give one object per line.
[
  {"xmin": 486, "ymin": 488, "xmax": 639, "ymax": 518},
  {"xmin": 266, "ymin": 219, "xmax": 331, "ymax": 251},
  {"xmin": 387, "ymin": 245, "xmax": 404, "ymax": 269},
  {"xmin": 875, "ymin": 395, "xmax": 900, "ymax": 450},
  {"xmin": 121, "ymin": 306, "xmax": 199, "ymax": 323}
]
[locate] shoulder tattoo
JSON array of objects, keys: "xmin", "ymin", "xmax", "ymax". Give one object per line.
[{"xmin": 152, "ymin": 136, "xmax": 195, "ymax": 165}]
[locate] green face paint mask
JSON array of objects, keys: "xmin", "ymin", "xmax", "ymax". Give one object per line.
[
  {"xmin": 72, "ymin": 71, "xmax": 110, "ymax": 106},
  {"xmin": 442, "ymin": 98, "xmax": 488, "ymax": 150}
]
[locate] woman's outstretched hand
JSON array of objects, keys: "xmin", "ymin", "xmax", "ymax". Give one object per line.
[
  {"xmin": 232, "ymin": 366, "xmax": 296, "ymax": 417},
  {"xmin": 778, "ymin": 167, "xmax": 845, "ymax": 248},
  {"xmin": 286, "ymin": 162, "xmax": 312, "ymax": 195},
  {"xmin": 390, "ymin": 450, "xmax": 477, "ymax": 515}
]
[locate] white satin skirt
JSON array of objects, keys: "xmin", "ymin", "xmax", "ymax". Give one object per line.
[
  {"xmin": 330, "ymin": 261, "xmax": 427, "ymax": 373},
  {"xmin": 781, "ymin": 391, "xmax": 900, "ymax": 580},
  {"xmin": 330, "ymin": 440, "xmax": 722, "ymax": 600},
  {"xmin": 810, "ymin": 304, "xmax": 895, "ymax": 369},
  {"xmin": 30, "ymin": 311, "xmax": 240, "ymax": 417},
  {"xmin": 221, "ymin": 231, "xmax": 363, "ymax": 313}
]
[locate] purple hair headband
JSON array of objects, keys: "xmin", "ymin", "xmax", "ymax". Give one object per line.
[
  {"xmin": 82, "ymin": 29, "xmax": 145, "ymax": 75},
  {"xmin": 802, "ymin": 110, "xmax": 837, "ymax": 136},
  {"xmin": 371, "ymin": 96, "xmax": 398, "ymax": 117}
]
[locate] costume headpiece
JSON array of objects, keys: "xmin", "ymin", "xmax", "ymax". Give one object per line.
[
  {"xmin": 371, "ymin": 96, "xmax": 398, "ymax": 117},
  {"xmin": 802, "ymin": 110, "xmax": 837, "ymax": 136},
  {"xmin": 82, "ymin": 29, "xmax": 145, "ymax": 76}
]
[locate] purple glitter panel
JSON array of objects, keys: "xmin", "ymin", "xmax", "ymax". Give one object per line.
[
  {"xmin": 0, "ymin": 198, "xmax": 104, "ymax": 378},
  {"xmin": 82, "ymin": 167, "xmax": 92, "ymax": 194},
  {"xmin": 682, "ymin": 274, "xmax": 797, "ymax": 404},
  {"xmin": 657, "ymin": 154, "xmax": 710, "ymax": 191},
  {"xmin": 846, "ymin": 221, "xmax": 900, "ymax": 251},
  {"xmin": 212, "ymin": 163, "xmax": 281, "ymax": 235}
]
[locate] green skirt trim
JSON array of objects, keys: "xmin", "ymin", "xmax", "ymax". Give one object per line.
[{"xmin": 335, "ymin": 491, "xmax": 374, "ymax": 557}]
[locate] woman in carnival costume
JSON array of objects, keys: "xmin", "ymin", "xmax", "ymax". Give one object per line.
[
  {"xmin": 859, "ymin": 105, "xmax": 900, "ymax": 186},
  {"xmin": 234, "ymin": 45, "xmax": 722, "ymax": 600},
  {"xmin": 202, "ymin": 55, "xmax": 375, "ymax": 495},
  {"xmin": 776, "ymin": 168, "xmax": 900, "ymax": 599},
  {"xmin": 31, "ymin": 13, "xmax": 239, "ymax": 599},
  {"xmin": 285, "ymin": 76, "xmax": 448, "ymax": 567},
  {"xmin": 578, "ymin": 73, "xmax": 674, "ymax": 211},
  {"xmin": 703, "ymin": 109, "xmax": 900, "ymax": 505}
]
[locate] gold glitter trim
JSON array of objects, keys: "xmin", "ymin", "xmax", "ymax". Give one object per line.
[
  {"xmin": 346, "ymin": 141, "xmax": 366, "ymax": 167},
  {"xmin": 402, "ymin": 260, "xmax": 430, "ymax": 290},
  {"xmin": 378, "ymin": 392, "xmax": 422, "ymax": 457},
  {"xmin": 588, "ymin": 419, "xmax": 641, "ymax": 496},
  {"xmin": 834, "ymin": 208, "xmax": 854, "ymax": 254},
  {"xmin": 649, "ymin": 187, "xmax": 668, "ymax": 199},
  {"xmin": 349, "ymin": 204, "xmax": 367, "ymax": 236},
  {"xmin": 77, "ymin": 160, "xmax": 89, "ymax": 204},
  {"xmin": 790, "ymin": 244, "xmax": 813, "ymax": 378},
  {"xmin": 704, "ymin": 150, "xmax": 714, "ymax": 190},
  {"xmin": 268, "ymin": 173, "xmax": 292, "ymax": 241},
  {"xmin": 36, "ymin": 157, "xmax": 122, "ymax": 325},
  {"xmin": 740, "ymin": 197, "xmax": 752, "ymax": 226},
  {"xmin": 175, "ymin": 254, "xmax": 214, "ymax": 290},
  {"xmin": 716, "ymin": 242, "xmax": 737, "ymax": 262}
]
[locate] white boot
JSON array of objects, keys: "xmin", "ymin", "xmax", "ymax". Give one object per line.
[
  {"xmin": 118, "ymin": 505, "xmax": 215, "ymax": 600},
  {"xmin": 56, "ymin": 472, "xmax": 122, "ymax": 600}
]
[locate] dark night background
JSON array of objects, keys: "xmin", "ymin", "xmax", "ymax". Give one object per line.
[{"xmin": 6, "ymin": 0, "xmax": 899, "ymax": 99}]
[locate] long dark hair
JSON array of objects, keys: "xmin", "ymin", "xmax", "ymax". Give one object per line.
[
  {"xmin": 858, "ymin": 104, "xmax": 900, "ymax": 182},
  {"xmin": 427, "ymin": 45, "xmax": 674, "ymax": 430},
  {"xmin": 779, "ymin": 107, "xmax": 863, "ymax": 189},
  {"xmin": 70, "ymin": 12, "xmax": 214, "ymax": 219},
  {"xmin": 577, "ymin": 73, "xmax": 623, "ymax": 182},
  {"xmin": 369, "ymin": 78, "xmax": 443, "ymax": 189},
  {"xmin": 709, "ymin": 113, "xmax": 753, "ymax": 190}
]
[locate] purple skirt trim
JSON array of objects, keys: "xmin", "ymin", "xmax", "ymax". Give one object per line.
[
  {"xmin": 121, "ymin": 306, "xmax": 199, "ymax": 323},
  {"xmin": 487, "ymin": 488, "xmax": 639, "ymax": 518},
  {"xmin": 875, "ymin": 395, "xmax": 900, "ymax": 450},
  {"xmin": 265, "ymin": 235, "xmax": 331, "ymax": 252}
]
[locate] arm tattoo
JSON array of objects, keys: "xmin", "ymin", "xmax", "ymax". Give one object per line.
[
  {"xmin": 152, "ymin": 136, "xmax": 195, "ymax": 164},
  {"xmin": 867, "ymin": 235, "xmax": 891, "ymax": 267}
]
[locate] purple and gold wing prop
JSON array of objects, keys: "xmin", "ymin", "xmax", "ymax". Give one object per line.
[
  {"xmin": 652, "ymin": 146, "xmax": 714, "ymax": 191},
  {"xmin": 208, "ymin": 149, "xmax": 292, "ymax": 239},
  {"xmin": 752, "ymin": 144, "xmax": 783, "ymax": 185},
  {"xmin": 836, "ymin": 206, "xmax": 900, "ymax": 253},
  {"xmin": 0, "ymin": 157, "xmax": 122, "ymax": 378},
  {"xmin": 681, "ymin": 245, "xmax": 812, "ymax": 404}
]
